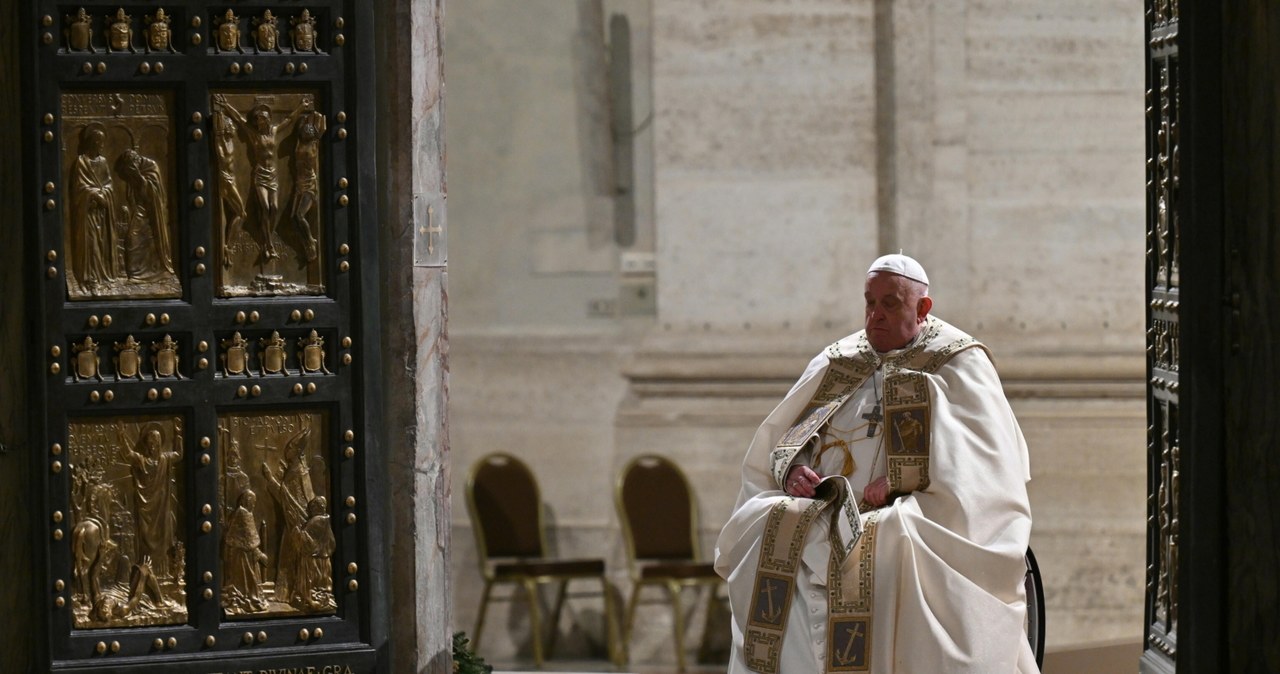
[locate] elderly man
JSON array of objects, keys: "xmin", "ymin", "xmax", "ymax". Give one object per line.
[{"xmin": 715, "ymin": 254, "xmax": 1036, "ymax": 673}]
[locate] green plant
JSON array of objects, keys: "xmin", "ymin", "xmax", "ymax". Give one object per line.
[{"xmin": 453, "ymin": 632, "xmax": 493, "ymax": 674}]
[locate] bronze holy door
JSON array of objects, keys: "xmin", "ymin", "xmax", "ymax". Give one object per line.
[
  {"xmin": 1145, "ymin": 1, "xmax": 1280, "ymax": 672},
  {"xmin": 20, "ymin": 2, "xmax": 386, "ymax": 671},
  {"xmin": 1144, "ymin": 3, "xmax": 1182, "ymax": 671}
]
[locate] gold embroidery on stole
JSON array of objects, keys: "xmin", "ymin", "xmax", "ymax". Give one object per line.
[
  {"xmin": 770, "ymin": 357, "xmax": 875, "ymax": 487},
  {"xmin": 827, "ymin": 510, "xmax": 880, "ymax": 672},
  {"xmin": 745, "ymin": 492, "xmax": 836, "ymax": 673},
  {"xmin": 884, "ymin": 368, "xmax": 931, "ymax": 493}
]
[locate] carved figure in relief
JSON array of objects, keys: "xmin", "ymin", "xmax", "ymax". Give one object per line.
[
  {"xmin": 291, "ymin": 99, "xmax": 326, "ymax": 261},
  {"xmin": 258, "ymin": 330, "xmax": 292, "ymax": 376},
  {"xmin": 290, "ymin": 100, "xmax": 327, "ymax": 260},
  {"xmin": 65, "ymin": 8, "xmax": 95, "ymax": 52},
  {"xmin": 295, "ymin": 495, "xmax": 336, "ymax": 610},
  {"xmin": 72, "ymin": 336, "xmax": 104, "ymax": 382},
  {"xmin": 220, "ymin": 427, "xmax": 251, "ymax": 519},
  {"xmin": 118, "ymin": 423, "xmax": 183, "ymax": 580},
  {"xmin": 117, "ymin": 148, "xmax": 175, "ymax": 280},
  {"xmin": 215, "ymin": 9, "xmax": 243, "ymax": 54},
  {"xmin": 106, "ymin": 8, "xmax": 135, "ymax": 53},
  {"xmin": 298, "ymin": 329, "xmax": 332, "ymax": 374},
  {"xmin": 212, "ymin": 110, "xmax": 248, "ymax": 268},
  {"xmin": 222, "ymin": 489, "xmax": 270, "ymax": 613},
  {"xmin": 151, "ymin": 334, "xmax": 184, "ymax": 380},
  {"xmin": 260, "ymin": 422, "xmax": 316, "ymax": 606},
  {"xmin": 221, "ymin": 331, "xmax": 251, "ymax": 376},
  {"xmin": 71, "ymin": 516, "xmax": 116, "ymax": 608},
  {"xmin": 214, "ymin": 95, "xmax": 309, "ymax": 260},
  {"xmin": 291, "ymin": 10, "xmax": 318, "ymax": 53},
  {"xmin": 1155, "ymin": 117, "xmax": 1172, "ymax": 285},
  {"xmin": 72, "ymin": 455, "xmax": 118, "ymax": 542},
  {"xmin": 69, "ymin": 455, "xmax": 123, "ymax": 611},
  {"xmin": 70, "ymin": 123, "xmax": 120, "ymax": 295},
  {"xmin": 253, "ymin": 10, "xmax": 282, "ymax": 53},
  {"xmin": 114, "ymin": 335, "xmax": 144, "ymax": 380},
  {"xmin": 145, "ymin": 9, "xmax": 176, "ymax": 53},
  {"xmin": 92, "ymin": 554, "xmax": 173, "ymax": 622}
]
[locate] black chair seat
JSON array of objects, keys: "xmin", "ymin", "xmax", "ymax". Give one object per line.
[
  {"xmin": 639, "ymin": 561, "xmax": 718, "ymax": 580},
  {"xmin": 494, "ymin": 558, "xmax": 606, "ymax": 578}
]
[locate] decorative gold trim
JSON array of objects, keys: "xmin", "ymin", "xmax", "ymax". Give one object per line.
[{"xmin": 743, "ymin": 490, "xmax": 840, "ymax": 673}]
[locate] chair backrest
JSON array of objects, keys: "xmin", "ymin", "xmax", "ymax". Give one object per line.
[
  {"xmin": 466, "ymin": 453, "xmax": 546, "ymax": 563},
  {"xmin": 1025, "ymin": 547, "xmax": 1045, "ymax": 669},
  {"xmin": 616, "ymin": 454, "xmax": 700, "ymax": 564}
]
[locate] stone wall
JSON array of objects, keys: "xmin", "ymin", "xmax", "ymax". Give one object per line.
[{"xmin": 446, "ymin": 0, "xmax": 1146, "ymax": 666}]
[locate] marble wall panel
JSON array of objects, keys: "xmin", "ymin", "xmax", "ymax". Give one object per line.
[
  {"xmin": 653, "ymin": 0, "xmax": 879, "ymax": 330},
  {"xmin": 656, "ymin": 178, "xmax": 874, "ymax": 330}
]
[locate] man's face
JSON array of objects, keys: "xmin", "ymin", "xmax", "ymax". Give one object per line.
[
  {"xmin": 86, "ymin": 129, "xmax": 105, "ymax": 156},
  {"xmin": 864, "ymin": 272, "xmax": 931, "ymax": 352}
]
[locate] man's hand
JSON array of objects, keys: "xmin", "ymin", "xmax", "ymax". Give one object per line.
[
  {"xmin": 784, "ymin": 466, "xmax": 823, "ymax": 498},
  {"xmin": 864, "ymin": 476, "xmax": 891, "ymax": 507}
]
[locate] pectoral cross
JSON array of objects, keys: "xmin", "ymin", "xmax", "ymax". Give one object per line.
[{"xmin": 861, "ymin": 404, "xmax": 883, "ymax": 438}]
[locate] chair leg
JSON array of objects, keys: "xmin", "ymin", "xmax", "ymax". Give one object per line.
[
  {"xmin": 545, "ymin": 580, "xmax": 568, "ymax": 660},
  {"xmin": 602, "ymin": 576, "xmax": 622, "ymax": 666},
  {"xmin": 624, "ymin": 581, "xmax": 643, "ymax": 664},
  {"xmin": 668, "ymin": 581, "xmax": 688, "ymax": 673},
  {"xmin": 522, "ymin": 579, "xmax": 545, "ymax": 668},
  {"xmin": 473, "ymin": 579, "xmax": 494, "ymax": 654},
  {"xmin": 696, "ymin": 581, "xmax": 720, "ymax": 664}
]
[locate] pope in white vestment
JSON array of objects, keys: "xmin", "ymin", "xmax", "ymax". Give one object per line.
[{"xmin": 715, "ymin": 255, "xmax": 1038, "ymax": 673}]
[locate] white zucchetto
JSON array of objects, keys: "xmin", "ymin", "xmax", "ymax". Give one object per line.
[{"xmin": 867, "ymin": 253, "xmax": 929, "ymax": 286}]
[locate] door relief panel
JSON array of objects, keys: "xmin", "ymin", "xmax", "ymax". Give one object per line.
[
  {"xmin": 218, "ymin": 410, "xmax": 334, "ymax": 619},
  {"xmin": 68, "ymin": 415, "xmax": 187, "ymax": 629},
  {"xmin": 211, "ymin": 90, "xmax": 326, "ymax": 296},
  {"xmin": 62, "ymin": 91, "xmax": 180, "ymax": 301}
]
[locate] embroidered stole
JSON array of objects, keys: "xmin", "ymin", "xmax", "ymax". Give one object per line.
[
  {"xmin": 748, "ymin": 319, "xmax": 981, "ymax": 673},
  {"xmin": 744, "ymin": 489, "xmax": 836, "ymax": 672}
]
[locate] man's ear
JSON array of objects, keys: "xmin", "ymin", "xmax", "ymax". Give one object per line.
[{"xmin": 916, "ymin": 296, "xmax": 933, "ymax": 321}]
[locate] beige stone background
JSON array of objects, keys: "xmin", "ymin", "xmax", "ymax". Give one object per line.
[{"xmin": 444, "ymin": 0, "xmax": 1144, "ymax": 668}]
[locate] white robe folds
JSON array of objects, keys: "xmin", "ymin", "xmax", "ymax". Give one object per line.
[{"xmin": 715, "ymin": 316, "xmax": 1037, "ymax": 673}]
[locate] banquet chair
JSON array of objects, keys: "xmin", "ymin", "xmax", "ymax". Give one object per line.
[
  {"xmin": 466, "ymin": 452, "xmax": 620, "ymax": 666},
  {"xmin": 615, "ymin": 454, "xmax": 725, "ymax": 672}
]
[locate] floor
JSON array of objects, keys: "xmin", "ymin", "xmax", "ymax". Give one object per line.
[
  {"xmin": 491, "ymin": 659, "xmax": 725, "ymax": 674},
  {"xmin": 490, "ymin": 638, "xmax": 1145, "ymax": 673}
]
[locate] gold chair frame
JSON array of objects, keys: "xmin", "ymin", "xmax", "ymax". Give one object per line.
[
  {"xmin": 465, "ymin": 452, "xmax": 621, "ymax": 667},
  {"xmin": 614, "ymin": 454, "xmax": 725, "ymax": 672}
]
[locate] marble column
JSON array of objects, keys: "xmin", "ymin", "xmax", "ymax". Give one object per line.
[{"xmin": 378, "ymin": 1, "xmax": 452, "ymax": 672}]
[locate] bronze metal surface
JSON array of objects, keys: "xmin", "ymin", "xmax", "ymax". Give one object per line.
[
  {"xmin": 66, "ymin": 416, "xmax": 188, "ymax": 628},
  {"xmin": 217, "ymin": 411, "xmax": 335, "ymax": 618},
  {"xmin": 210, "ymin": 90, "xmax": 326, "ymax": 296},
  {"xmin": 61, "ymin": 91, "xmax": 180, "ymax": 300}
]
